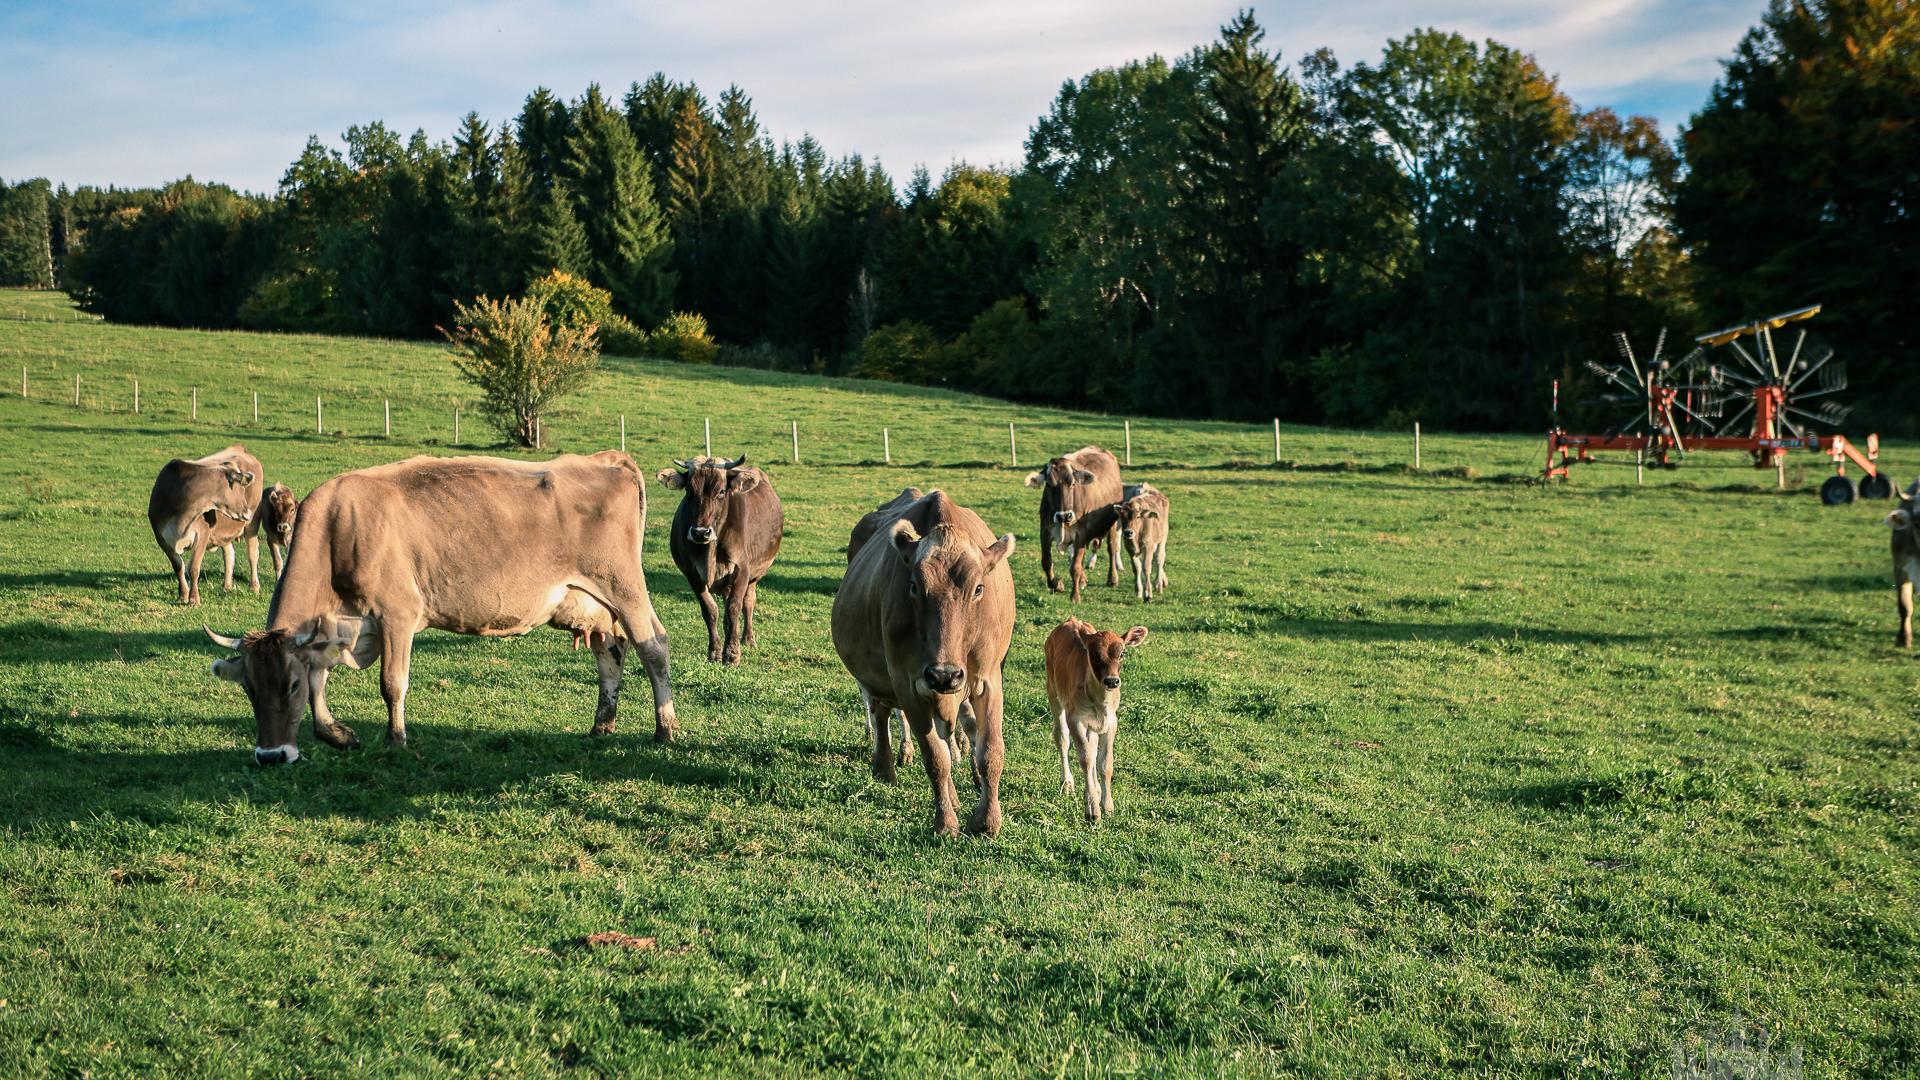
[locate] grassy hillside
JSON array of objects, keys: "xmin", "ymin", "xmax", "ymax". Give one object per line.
[{"xmin": 0, "ymin": 289, "xmax": 1913, "ymax": 1076}]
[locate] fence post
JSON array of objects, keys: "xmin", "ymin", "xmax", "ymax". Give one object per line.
[
  {"xmin": 620, "ymin": 414, "xmax": 627, "ymax": 453},
  {"xmin": 1125, "ymin": 420, "xmax": 1132, "ymax": 466},
  {"xmin": 704, "ymin": 417, "xmax": 712, "ymax": 458},
  {"xmin": 74, "ymin": 374, "xmax": 81, "ymax": 407},
  {"xmin": 317, "ymin": 395, "xmax": 323, "ymax": 434},
  {"xmin": 384, "ymin": 399, "xmax": 391, "ymax": 438},
  {"xmin": 453, "ymin": 408, "xmax": 460, "ymax": 446},
  {"xmin": 883, "ymin": 427, "xmax": 891, "ymax": 464},
  {"xmin": 1413, "ymin": 422, "xmax": 1421, "ymax": 470},
  {"xmin": 1273, "ymin": 418, "xmax": 1280, "ymax": 463},
  {"xmin": 1636, "ymin": 447, "xmax": 1644, "ymax": 485},
  {"xmin": 133, "ymin": 379, "xmax": 139, "ymax": 414},
  {"xmin": 191, "ymin": 387, "xmax": 198, "ymax": 422},
  {"xmin": 1009, "ymin": 422, "xmax": 1018, "ymax": 467},
  {"xmin": 252, "ymin": 390, "xmax": 258, "ymax": 424},
  {"xmin": 791, "ymin": 420, "xmax": 799, "ymax": 464},
  {"xmin": 19, "ymin": 366, "xmax": 25, "ymax": 398}
]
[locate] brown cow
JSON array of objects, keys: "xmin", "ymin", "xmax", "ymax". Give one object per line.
[
  {"xmin": 147, "ymin": 444, "xmax": 264, "ymax": 604},
  {"xmin": 1045, "ymin": 617, "xmax": 1148, "ymax": 823},
  {"xmin": 1891, "ymin": 480, "xmax": 1920, "ymax": 648},
  {"xmin": 1110, "ymin": 482, "xmax": 1170, "ymax": 601},
  {"xmin": 258, "ymin": 482, "xmax": 299, "ymax": 576},
  {"xmin": 656, "ymin": 455, "xmax": 784, "ymax": 665},
  {"xmin": 206, "ymin": 452, "xmax": 675, "ymax": 765},
  {"xmin": 1025, "ymin": 445, "xmax": 1123, "ymax": 601},
  {"xmin": 832, "ymin": 488, "xmax": 1016, "ymax": 836}
]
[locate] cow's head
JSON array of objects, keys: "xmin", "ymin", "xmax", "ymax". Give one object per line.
[
  {"xmin": 1110, "ymin": 494, "xmax": 1162, "ymax": 548},
  {"xmin": 658, "ymin": 455, "xmax": 759, "ymax": 546},
  {"xmin": 1892, "ymin": 485, "xmax": 1919, "ymax": 534},
  {"xmin": 888, "ymin": 520, "xmax": 1014, "ymax": 697},
  {"xmin": 1076, "ymin": 622, "xmax": 1149, "ymax": 693},
  {"xmin": 264, "ymin": 483, "xmax": 298, "ymax": 544},
  {"xmin": 209, "ymin": 463, "xmax": 256, "ymax": 523},
  {"xmin": 207, "ymin": 624, "xmax": 351, "ymax": 764},
  {"xmin": 1028, "ymin": 457, "xmax": 1099, "ymax": 526}
]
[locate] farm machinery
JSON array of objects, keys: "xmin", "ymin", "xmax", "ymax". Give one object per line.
[{"xmin": 1544, "ymin": 304, "xmax": 1891, "ymax": 503}]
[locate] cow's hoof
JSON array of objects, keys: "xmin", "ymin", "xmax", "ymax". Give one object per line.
[
  {"xmin": 384, "ymin": 733, "xmax": 409, "ymax": 750},
  {"xmin": 931, "ymin": 814, "xmax": 961, "ymax": 838},
  {"xmin": 316, "ymin": 723, "xmax": 359, "ymax": 750},
  {"xmin": 964, "ymin": 803, "xmax": 1002, "ymax": 838},
  {"xmin": 871, "ymin": 754, "xmax": 898, "ymax": 783},
  {"xmin": 652, "ymin": 719, "xmax": 677, "ymax": 743},
  {"xmin": 721, "ymin": 651, "xmax": 741, "ymax": 666},
  {"xmin": 590, "ymin": 723, "xmax": 616, "ymax": 737}
]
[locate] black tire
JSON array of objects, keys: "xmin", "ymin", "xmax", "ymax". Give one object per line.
[
  {"xmin": 1820, "ymin": 475, "xmax": 1857, "ymax": 505},
  {"xmin": 1858, "ymin": 472, "xmax": 1894, "ymax": 500}
]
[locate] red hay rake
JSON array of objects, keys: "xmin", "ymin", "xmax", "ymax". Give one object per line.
[{"xmin": 1544, "ymin": 305, "xmax": 1891, "ymax": 503}]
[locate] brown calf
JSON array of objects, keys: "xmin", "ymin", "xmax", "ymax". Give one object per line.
[
  {"xmin": 1892, "ymin": 481, "xmax": 1920, "ymax": 648},
  {"xmin": 1110, "ymin": 482, "xmax": 1170, "ymax": 601},
  {"xmin": 258, "ymin": 482, "xmax": 300, "ymax": 576},
  {"xmin": 1045, "ymin": 617, "xmax": 1148, "ymax": 823}
]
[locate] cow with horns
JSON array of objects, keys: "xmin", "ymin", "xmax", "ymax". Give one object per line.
[{"xmin": 656, "ymin": 455, "xmax": 784, "ymax": 665}]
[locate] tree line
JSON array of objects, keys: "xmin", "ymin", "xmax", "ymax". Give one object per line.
[{"xmin": 2, "ymin": 4, "xmax": 1912, "ymax": 434}]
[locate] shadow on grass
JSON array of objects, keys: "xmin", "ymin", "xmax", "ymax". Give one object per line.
[
  {"xmin": 0, "ymin": 569, "xmax": 150, "ymax": 591},
  {"xmin": 757, "ymin": 568, "xmax": 844, "ymax": 596},
  {"xmin": 0, "ymin": 621, "xmax": 205, "ymax": 664},
  {"xmin": 0, "ymin": 716, "xmax": 773, "ymax": 830}
]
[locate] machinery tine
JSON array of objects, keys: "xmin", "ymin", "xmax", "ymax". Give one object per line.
[
  {"xmin": 1760, "ymin": 325, "xmax": 1782, "ymax": 381},
  {"xmin": 1614, "ymin": 332, "xmax": 1643, "ymax": 384},
  {"xmin": 1651, "ymin": 328, "xmax": 1667, "ymax": 366},
  {"xmin": 1718, "ymin": 399, "xmax": 1755, "ymax": 435},
  {"xmin": 1789, "ymin": 344, "xmax": 1835, "ymax": 391},
  {"xmin": 1726, "ymin": 339, "xmax": 1769, "ymax": 378}
]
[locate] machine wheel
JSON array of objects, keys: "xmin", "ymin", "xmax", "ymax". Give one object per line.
[
  {"xmin": 1858, "ymin": 472, "xmax": 1894, "ymax": 500},
  {"xmin": 1820, "ymin": 475, "xmax": 1858, "ymax": 505}
]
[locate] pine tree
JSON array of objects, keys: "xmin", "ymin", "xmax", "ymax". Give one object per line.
[
  {"xmin": 564, "ymin": 84, "xmax": 675, "ymax": 323},
  {"xmin": 514, "ymin": 88, "xmax": 571, "ymax": 198},
  {"xmin": 529, "ymin": 179, "xmax": 590, "ymax": 279}
]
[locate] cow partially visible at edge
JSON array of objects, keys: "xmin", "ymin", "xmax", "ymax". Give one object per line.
[
  {"xmin": 147, "ymin": 444, "xmax": 264, "ymax": 605},
  {"xmin": 1025, "ymin": 444, "xmax": 1123, "ymax": 602},
  {"xmin": 206, "ymin": 451, "xmax": 675, "ymax": 765},
  {"xmin": 1891, "ymin": 479, "xmax": 1919, "ymax": 648}
]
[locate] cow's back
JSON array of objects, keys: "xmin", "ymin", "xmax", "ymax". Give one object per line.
[
  {"xmin": 1044, "ymin": 620, "xmax": 1090, "ymax": 709},
  {"xmin": 847, "ymin": 487, "xmax": 924, "ymax": 563}
]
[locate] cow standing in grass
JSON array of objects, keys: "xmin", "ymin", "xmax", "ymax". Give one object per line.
[
  {"xmin": 258, "ymin": 482, "xmax": 299, "ymax": 576},
  {"xmin": 832, "ymin": 489, "xmax": 1016, "ymax": 836},
  {"xmin": 206, "ymin": 451, "xmax": 675, "ymax": 764},
  {"xmin": 1045, "ymin": 617, "xmax": 1148, "ymax": 823},
  {"xmin": 1111, "ymin": 482, "xmax": 1171, "ymax": 601},
  {"xmin": 657, "ymin": 455, "xmax": 783, "ymax": 665},
  {"xmin": 147, "ymin": 444, "xmax": 264, "ymax": 605},
  {"xmin": 1026, "ymin": 445, "xmax": 1123, "ymax": 602},
  {"xmin": 1892, "ymin": 480, "xmax": 1920, "ymax": 648}
]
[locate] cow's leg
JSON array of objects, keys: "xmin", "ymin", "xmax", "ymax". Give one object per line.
[
  {"xmin": 908, "ymin": 707, "xmax": 961, "ymax": 837},
  {"xmin": 954, "ymin": 699, "xmax": 976, "ymax": 788},
  {"xmin": 165, "ymin": 545, "xmax": 188, "ymax": 605},
  {"xmin": 1077, "ymin": 723, "xmax": 1101, "ymax": 823},
  {"xmin": 964, "ymin": 680, "xmax": 1005, "ymax": 837},
  {"xmin": 245, "ymin": 534, "xmax": 261, "ymax": 593},
  {"xmin": 1104, "ymin": 525, "xmax": 1120, "ymax": 587},
  {"xmin": 863, "ymin": 689, "xmax": 897, "ymax": 782},
  {"xmin": 721, "ymin": 576, "xmax": 748, "ymax": 665},
  {"xmin": 1069, "ymin": 542, "xmax": 1087, "ymax": 602},
  {"xmin": 184, "ymin": 532, "xmax": 210, "ymax": 605},
  {"xmin": 695, "ymin": 585, "xmax": 722, "ymax": 662},
  {"xmin": 1132, "ymin": 543, "xmax": 1148, "ymax": 600},
  {"xmin": 591, "ymin": 635, "xmax": 629, "ymax": 736},
  {"xmin": 309, "ymin": 664, "xmax": 359, "ymax": 749},
  {"xmin": 1055, "ymin": 707, "xmax": 1074, "ymax": 794},
  {"xmin": 1098, "ymin": 726, "xmax": 1116, "ymax": 818},
  {"xmin": 631, "ymin": 605, "xmax": 677, "ymax": 742},
  {"xmin": 218, "ymin": 543, "xmax": 236, "ymax": 591},
  {"xmin": 1898, "ymin": 574, "xmax": 1913, "ymax": 649},
  {"xmin": 270, "ymin": 541, "xmax": 286, "ymax": 576},
  {"xmin": 1155, "ymin": 541, "xmax": 1169, "ymax": 593},
  {"xmin": 379, "ymin": 627, "xmax": 414, "ymax": 748},
  {"xmin": 1041, "ymin": 517, "xmax": 1061, "ymax": 592},
  {"xmin": 895, "ymin": 710, "xmax": 914, "ymax": 767},
  {"xmin": 743, "ymin": 581, "xmax": 760, "ymax": 647}
]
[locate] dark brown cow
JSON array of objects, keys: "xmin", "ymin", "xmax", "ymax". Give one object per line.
[
  {"xmin": 147, "ymin": 444, "xmax": 264, "ymax": 604},
  {"xmin": 1045, "ymin": 617, "xmax": 1148, "ymax": 822},
  {"xmin": 832, "ymin": 489, "xmax": 1016, "ymax": 836},
  {"xmin": 258, "ymin": 482, "xmax": 299, "ymax": 576},
  {"xmin": 206, "ymin": 451, "xmax": 675, "ymax": 765},
  {"xmin": 656, "ymin": 455, "xmax": 784, "ymax": 665},
  {"xmin": 1891, "ymin": 480, "xmax": 1920, "ymax": 648},
  {"xmin": 1025, "ymin": 445, "xmax": 1123, "ymax": 601}
]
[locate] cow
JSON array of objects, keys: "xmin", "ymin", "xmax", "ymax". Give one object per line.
[
  {"xmin": 205, "ymin": 451, "xmax": 676, "ymax": 765},
  {"xmin": 258, "ymin": 482, "xmax": 299, "ymax": 576},
  {"xmin": 1025, "ymin": 445, "xmax": 1123, "ymax": 602},
  {"xmin": 1110, "ymin": 482, "xmax": 1171, "ymax": 601},
  {"xmin": 148, "ymin": 445, "xmax": 264, "ymax": 605},
  {"xmin": 656, "ymin": 455, "xmax": 784, "ymax": 665},
  {"xmin": 832, "ymin": 488, "xmax": 1016, "ymax": 836},
  {"xmin": 1045, "ymin": 617, "xmax": 1148, "ymax": 823},
  {"xmin": 1892, "ymin": 480, "xmax": 1920, "ymax": 649}
]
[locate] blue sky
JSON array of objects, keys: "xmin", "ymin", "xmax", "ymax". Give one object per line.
[{"xmin": 1, "ymin": 0, "xmax": 1762, "ymax": 194}]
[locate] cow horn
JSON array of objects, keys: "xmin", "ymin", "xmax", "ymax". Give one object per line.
[
  {"xmin": 205, "ymin": 626, "xmax": 243, "ymax": 649},
  {"xmin": 672, "ymin": 458, "xmax": 691, "ymax": 471},
  {"xmin": 724, "ymin": 454, "xmax": 746, "ymax": 470}
]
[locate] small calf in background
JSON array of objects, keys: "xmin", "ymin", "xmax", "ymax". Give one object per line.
[
  {"xmin": 1891, "ymin": 480, "xmax": 1919, "ymax": 648},
  {"xmin": 259, "ymin": 482, "xmax": 299, "ymax": 575},
  {"xmin": 1111, "ymin": 483, "xmax": 1170, "ymax": 601},
  {"xmin": 1045, "ymin": 617, "xmax": 1148, "ymax": 823}
]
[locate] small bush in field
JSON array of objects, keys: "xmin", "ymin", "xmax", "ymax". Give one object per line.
[
  {"xmin": 640, "ymin": 311, "xmax": 718, "ymax": 364},
  {"xmin": 526, "ymin": 270, "xmax": 646, "ymax": 356},
  {"xmin": 439, "ymin": 293, "xmax": 600, "ymax": 448},
  {"xmin": 850, "ymin": 320, "xmax": 942, "ymax": 383}
]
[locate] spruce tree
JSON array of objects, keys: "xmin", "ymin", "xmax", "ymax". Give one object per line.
[
  {"xmin": 529, "ymin": 179, "xmax": 591, "ymax": 279},
  {"xmin": 564, "ymin": 84, "xmax": 675, "ymax": 323}
]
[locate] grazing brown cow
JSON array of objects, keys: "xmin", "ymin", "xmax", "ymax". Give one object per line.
[
  {"xmin": 1110, "ymin": 482, "xmax": 1170, "ymax": 601},
  {"xmin": 1025, "ymin": 445, "xmax": 1123, "ymax": 601},
  {"xmin": 1891, "ymin": 480, "xmax": 1920, "ymax": 648},
  {"xmin": 657, "ymin": 455, "xmax": 784, "ymax": 665},
  {"xmin": 832, "ymin": 488, "xmax": 1016, "ymax": 836},
  {"xmin": 1045, "ymin": 617, "xmax": 1148, "ymax": 823},
  {"xmin": 206, "ymin": 452, "xmax": 675, "ymax": 765},
  {"xmin": 258, "ymin": 482, "xmax": 299, "ymax": 576},
  {"xmin": 147, "ymin": 445, "xmax": 264, "ymax": 604}
]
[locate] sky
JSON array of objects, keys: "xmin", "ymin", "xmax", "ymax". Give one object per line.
[{"xmin": 0, "ymin": 0, "xmax": 1763, "ymax": 194}]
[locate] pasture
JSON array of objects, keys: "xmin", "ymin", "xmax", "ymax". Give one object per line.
[{"xmin": 0, "ymin": 289, "xmax": 1913, "ymax": 1076}]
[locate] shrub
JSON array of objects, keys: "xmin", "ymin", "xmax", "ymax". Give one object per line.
[
  {"xmin": 525, "ymin": 270, "xmax": 646, "ymax": 356},
  {"xmin": 850, "ymin": 321, "xmax": 942, "ymax": 383},
  {"xmin": 639, "ymin": 311, "xmax": 718, "ymax": 365},
  {"xmin": 439, "ymin": 293, "xmax": 600, "ymax": 448}
]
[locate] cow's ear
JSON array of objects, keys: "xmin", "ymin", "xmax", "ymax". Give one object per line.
[
  {"xmin": 1122, "ymin": 626, "xmax": 1148, "ymax": 649},
  {"xmin": 210, "ymin": 655, "xmax": 246, "ymax": 683},
  {"xmin": 729, "ymin": 469, "xmax": 762, "ymax": 494},
  {"xmin": 656, "ymin": 467, "xmax": 687, "ymax": 490},
  {"xmin": 1024, "ymin": 471, "xmax": 1044, "ymax": 488},
  {"xmin": 981, "ymin": 533, "xmax": 1016, "ymax": 570},
  {"xmin": 889, "ymin": 520, "xmax": 923, "ymax": 562},
  {"xmin": 1072, "ymin": 469, "xmax": 1096, "ymax": 485},
  {"xmin": 1891, "ymin": 508, "xmax": 1913, "ymax": 530},
  {"xmin": 1110, "ymin": 503, "xmax": 1125, "ymax": 515}
]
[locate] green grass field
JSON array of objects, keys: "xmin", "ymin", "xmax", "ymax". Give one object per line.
[{"xmin": 1, "ymin": 288, "xmax": 1913, "ymax": 1076}]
